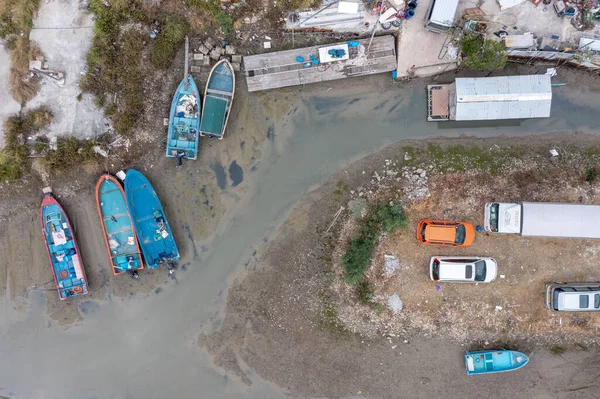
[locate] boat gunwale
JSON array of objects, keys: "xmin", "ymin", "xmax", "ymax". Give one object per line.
[
  {"xmin": 199, "ymin": 59, "xmax": 235, "ymax": 140},
  {"xmin": 95, "ymin": 173, "xmax": 144, "ymax": 275},
  {"xmin": 40, "ymin": 193, "xmax": 88, "ymax": 300},
  {"xmin": 166, "ymin": 75, "xmax": 201, "ymax": 160}
]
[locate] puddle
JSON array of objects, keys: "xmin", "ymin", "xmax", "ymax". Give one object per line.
[{"xmin": 229, "ymin": 161, "xmax": 244, "ymax": 187}]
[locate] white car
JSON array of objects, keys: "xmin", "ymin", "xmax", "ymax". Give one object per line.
[
  {"xmin": 429, "ymin": 256, "xmax": 497, "ymax": 283},
  {"xmin": 545, "ymin": 283, "xmax": 600, "ymax": 311}
]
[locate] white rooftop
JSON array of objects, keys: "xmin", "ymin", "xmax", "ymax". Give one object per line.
[{"xmin": 454, "ymin": 74, "xmax": 552, "ymax": 121}]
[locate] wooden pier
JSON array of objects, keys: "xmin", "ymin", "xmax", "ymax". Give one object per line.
[{"xmin": 244, "ymin": 35, "xmax": 397, "ymax": 92}]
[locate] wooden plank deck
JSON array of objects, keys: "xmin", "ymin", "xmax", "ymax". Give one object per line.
[{"xmin": 244, "ymin": 35, "xmax": 397, "ymax": 92}]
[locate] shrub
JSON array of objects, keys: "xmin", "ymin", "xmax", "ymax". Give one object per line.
[
  {"xmin": 460, "ymin": 34, "xmax": 507, "ymax": 70},
  {"xmin": 586, "ymin": 168, "xmax": 597, "ymax": 182},
  {"xmin": 150, "ymin": 15, "xmax": 189, "ymax": 69},
  {"xmin": 356, "ymin": 280, "xmax": 373, "ymax": 304},
  {"xmin": 44, "ymin": 137, "xmax": 97, "ymax": 171}
]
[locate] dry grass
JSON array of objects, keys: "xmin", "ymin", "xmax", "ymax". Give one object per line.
[{"xmin": 9, "ymin": 70, "xmax": 39, "ymax": 104}]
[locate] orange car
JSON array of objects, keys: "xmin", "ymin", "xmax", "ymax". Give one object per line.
[{"xmin": 417, "ymin": 219, "xmax": 475, "ymax": 247}]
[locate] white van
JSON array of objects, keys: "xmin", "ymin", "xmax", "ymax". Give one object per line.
[
  {"xmin": 425, "ymin": 0, "xmax": 460, "ymax": 33},
  {"xmin": 546, "ymin": 283, "xmax": 600, "ymax": 312}
]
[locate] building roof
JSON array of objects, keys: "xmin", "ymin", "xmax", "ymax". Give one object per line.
[{"xmin": 454, "ymin": 75, "xmax": 552, "ymax": 121}]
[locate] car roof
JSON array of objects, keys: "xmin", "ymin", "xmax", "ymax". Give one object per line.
[
  {"xmin": 425, "ymin": 225, "xmax": 456, "ymax": 243},
  {"xmin": 438, "ymin": 262, "xmax": 472, "ymax": 280},
  {"xmin": 559, "ymin": 291, "xmax": 599, "ymax": 310}
]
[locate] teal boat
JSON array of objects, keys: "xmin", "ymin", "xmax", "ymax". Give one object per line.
[
  {"xmin": 95, "ymin": 174, "xmax": 144, "ymax": 275},
  {"xmin": 167, "ymin": 75, "xmax": 201, "ymax": 159},
  {"xmin": 465, "ymin": 350, "xmax": 529, "ymax": 375},
  {"xmin": 199, "ymin": 59, "xmax": 235, "ymax": 139},
  {"xmin": 124, "ymin": 169, "xmax": 179, "ymax": 268}
]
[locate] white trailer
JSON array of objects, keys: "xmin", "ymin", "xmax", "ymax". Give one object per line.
[{"xmin": 484, "ymin": 202, "xmax": 600, "ymax": 238}]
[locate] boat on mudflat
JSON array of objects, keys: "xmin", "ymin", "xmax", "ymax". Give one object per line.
[
  {"xmin": 95, "ymin": 174, "xmax": 144, "ymax": 275},
  {"xmin": 465, "ymin": 350, "xmax": 529, "ymax": 375},
  {"xmin": 199, "ymin": 59, "xmax": 235, "ymax": 139},
  {"xmin": 166, "ymin": 75, "xmax": 201, "ymax": 160},
  {"xmin": 40, "ymin": 189, "xmax": 88, "ymax": 300},
  {"xmin": 124, "ymin": 169, "xmax": 179, "ymax": 268}
]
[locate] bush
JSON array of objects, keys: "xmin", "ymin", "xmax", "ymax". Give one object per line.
[
  {"xmin": 215, "ymin": 11, "xmax": 233, "ymax": 34},
  {"xmin": 460, "ymin": 34, "xmax": 507, "ymax": 70},
  {"xmin": 356, "ymin": 280, "xmax": 373, "ymax": 304},
  {"xmin": 586, "ymin": 168, "xmax": 597, "ymax": 182},
  {"xmin": 342, "ymin": 202, "xmax": 407, "ymax": 284},
  {"xmin": 150, "ymin": 15, "xmax": 189, "ymax": 69},
  {"xmin": 44, "ymin": 137, "xmax": 97, "ymax": 171}
]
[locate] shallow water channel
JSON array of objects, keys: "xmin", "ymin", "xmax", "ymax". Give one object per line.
[{"xmin": 1, "ymin": 76, "xmax": 599, "ymax": 398}]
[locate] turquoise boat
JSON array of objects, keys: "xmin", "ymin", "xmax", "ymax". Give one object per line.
[
  {"xmin": 40, "ymin": 190, "xmax": 88, "ymax": 300},
  {"xmin": 167, "ymin": 75, "xmax": 201, "ymax": 160},
  {"xmin": 465, "ymin": 350, "xmax": 529, "ymax": 375},
  {"xmin": 124, "ymin": 169, "xmax": 179, "ymax": 268},
  {"xmin": 95, "ymin": 174, "xmax": 144, "ymax": 275},
  {"xmin": 199, "ymin": 59, "xmax": 235, "ymax": 139}
]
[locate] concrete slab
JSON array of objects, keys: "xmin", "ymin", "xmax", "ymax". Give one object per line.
[
  {"xmin": 25, "ymin": 0, "xmax": 109, "ymax": 140},
  {"xmin": 0, "ymin": 46, "xmax": 22, "ymax": 148},
  {"xmin": 232, "ymin": 55, "xmax": 242, "ymax": 63}
]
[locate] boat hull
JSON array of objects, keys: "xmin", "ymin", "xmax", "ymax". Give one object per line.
[
  {"xmin": 96, "ymin": 174, "xmax": 144, "ymax": 275},
  {"xmin": 199, "ymin": 59, "xmax": 235, "ymax": 140},
  {"xmin": 167, "ymin": 75, "xmax": 201, "ymax": 160},
  {"xmin": 124, "ymin": 169, "xmax": 179, "ymax": 268},
  {"xmin": 40, "ymin": 193, "xmax": 88, "ymax": 300},
  {"xmin": 465, "ymin": 350, "xmax": 529, "ymax": 375}
]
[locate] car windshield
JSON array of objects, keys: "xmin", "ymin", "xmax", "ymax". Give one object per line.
[
  {"xmin": 489, "ymin": 203, "xmax": 499, "ymax": 232},
  {"xmin": 474, "ymin": 260, "xmax": 487, "ymax": 282},
  {"xmin": 454, "ymin": 225, "xmax": 466, "ymax": 244},
  {"xmin": 432, "ymin": 259, "xmax": 440, "ymax": 280},
  {"xmin": 595, "ymin": 294, "xmax": 600, "ymax": 309},
  {"xmin": 464, "ymin": 265, "xmax": 473, "ymax": 279},
  {"xmin": 580, "ymin": 295, "xmax": 589, "ymax": 309}
]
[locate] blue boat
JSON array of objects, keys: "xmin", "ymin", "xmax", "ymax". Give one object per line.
[
  {"xmin": 40, "ymin": 190, "xmax": 88, "ymax": 300},
  {"xmin": 95, "ymin": 174, "xmax": 144, "ymax": 275},
  {"xmin": 124, "ymin": 169, "xmax": 179, "ymax": 268},
  {"xmin": 199, "ymin": 59, "xmax": 235, "ymax": 140},
  {"xmin": 166, "ymin": 75, "xmax": 201, "ymax": 160},
  {"xmin": 465, "ymin": 350, "xmax": 529, "ymax": 375}
]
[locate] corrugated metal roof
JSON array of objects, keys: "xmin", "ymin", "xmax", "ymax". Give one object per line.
[
  {"xmin": 430, "ymin": 0, "xmax": 460, "ymax": 26},
  {"xmin": 454, "ymin": 75, "xmax": 552, "ymax": 121},
  {"xmin": 580, "ymin": 36, "xmax": 600, "ymax": 52}
]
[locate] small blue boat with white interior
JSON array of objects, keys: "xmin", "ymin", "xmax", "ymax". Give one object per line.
[
  {"xmin": 465, "ymin": 350, "xmax": 529, "ymax": 375},
  {"xmin": 40, "ymin": 189, "xmax": 88, "ymax": 300},
  {"xmin": 95, "ymin": 174, "xmax": 144, "ymax": 275},
  {"xmin": 124, "ymin": 169, "xmax": 179, "ymax": 268},
  {"xmin": 199, "ymin": 59, "xmax": 235, "ymax": 139},
  {"xmin": 166, "ymin": 75, "xmax": 201, "ymax": 160}
]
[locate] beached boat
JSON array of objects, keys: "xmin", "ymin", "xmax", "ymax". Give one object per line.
[
  {"xmin": 166, "ymin": 75, "xmax": 201, "ymax": 160},
  {"xmin": 199, "ymin": 59, "xmax": 235, "ymax": 139},
  {"xmin": 124, "ymin": 169, "xmax": 179, "ymax": 268},
  {"xmin": 40, "ymin": 189, "xmax": 88, "ymax": 300},
  {"xmin": 465, "ymin": 350, "xmax": 529, "ymax": 375},
  {"xmin": 95, "ymin": 174, "xmax": 144, "ymax": 275}
]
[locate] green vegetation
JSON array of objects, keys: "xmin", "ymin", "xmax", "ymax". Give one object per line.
[
  {"xmin": 585, "ymin": 168, "xmax": 597, "ymax": 182},
  {"xmin": 186, "ymin": 0, "xmax": 234, "ymax": 34},
  {"xmin": 0, "ymin": 106, "xmax": 53, "ymax": 180},
  {"xmin": 43, "ymin": 137, "xmax": 98, "ymax": 172},
  {"xmin": 356, "ymin": 279, "xmax": 373, "ymax": 304},
  {"xmin": 150, "ymin": 15, "xmax": 189, "ymax": 69},
  {"xmin": 550, "ymin": 345, "xmax": 565, "ymax": 355},
  {"xmin": 317, "ymin": 290, "xmax": 348, "ymax": 335},
  {"xmin": 460, "ymin": 34, "xmax": 507, "ymax": 70},
  {"xmin": 342, "ymin": 202, "xmax": 407, "ymax": 284}
]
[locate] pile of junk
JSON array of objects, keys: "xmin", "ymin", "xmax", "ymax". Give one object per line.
[{"xmin": 372, "ymin": 0, "xmax": 419, "ymax": 29}]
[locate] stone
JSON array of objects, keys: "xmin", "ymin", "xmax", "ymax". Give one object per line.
[
  {"xmin": 232, "ymin": 62, "xmax": 241, "ymax": 71},
  {"xmin": 203, "ymin": 57, "xmax": 211, "ymax": 66},
  {"xmin": 232, "ymin": 54, "xmax": 242, "ymax": 63},
  {"xmin": 193, "ymin": 53, "xmax": 204, "ymax": 61},
  {"xmin": 204, "ymin": 38, "xmax": 217, "ymax": 49},
  {"xmin": 190, "ymin": 65, "xmax": 202, "ymax": 73},
  {"xmin": 225, "ymin": 45, "xmax": 236, "ymax": 55},
  {"xmin": 198, "ymin": 44, "xmax": 210, "ymax": 55},
  {"xmin": 209, "ymin": 49, "xmax": 221, "ymax": 61}
]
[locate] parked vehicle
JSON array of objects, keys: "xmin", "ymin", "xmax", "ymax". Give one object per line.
[
  {"xmin": 424, "ymin": 0, "xmax": 459, "ymax": 33},
  {"xmin": 545, "ymin": 283, "xmax": 600, "ymax": 311},
  {"xmin": 484, "ymin": 202, "xmax": 600, "ymax": 239},
  {"xmin": 417, "ymin": 219, "xmax": 475, "ymax": 246},
  {"xmin": 465, "ymin": 350, "xmax": 529, "ymax": 375},
  {"xmin": 429, "ymin": 256, "xmax": 497, "ymax": 283}
]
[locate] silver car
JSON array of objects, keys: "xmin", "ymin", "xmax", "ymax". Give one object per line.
[
  {"xmin": 545, "ymin": 283, "xmax": 600, "ymax": 311},
  {"xmin": 429, "ymin": 256, "xmax": 497, "ymax": 283}
]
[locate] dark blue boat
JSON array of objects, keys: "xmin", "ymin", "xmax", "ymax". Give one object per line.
[
  {"xmin": 40, "ymin": 190, "xmax": 88, "ymax": 299},
  {"xmin": 166, "ymin": 75, "xmax": 201, "ymax": 160},
  {"xmin": 124, "ymin": 169, "xmax": 179, "ymax": 268}
]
